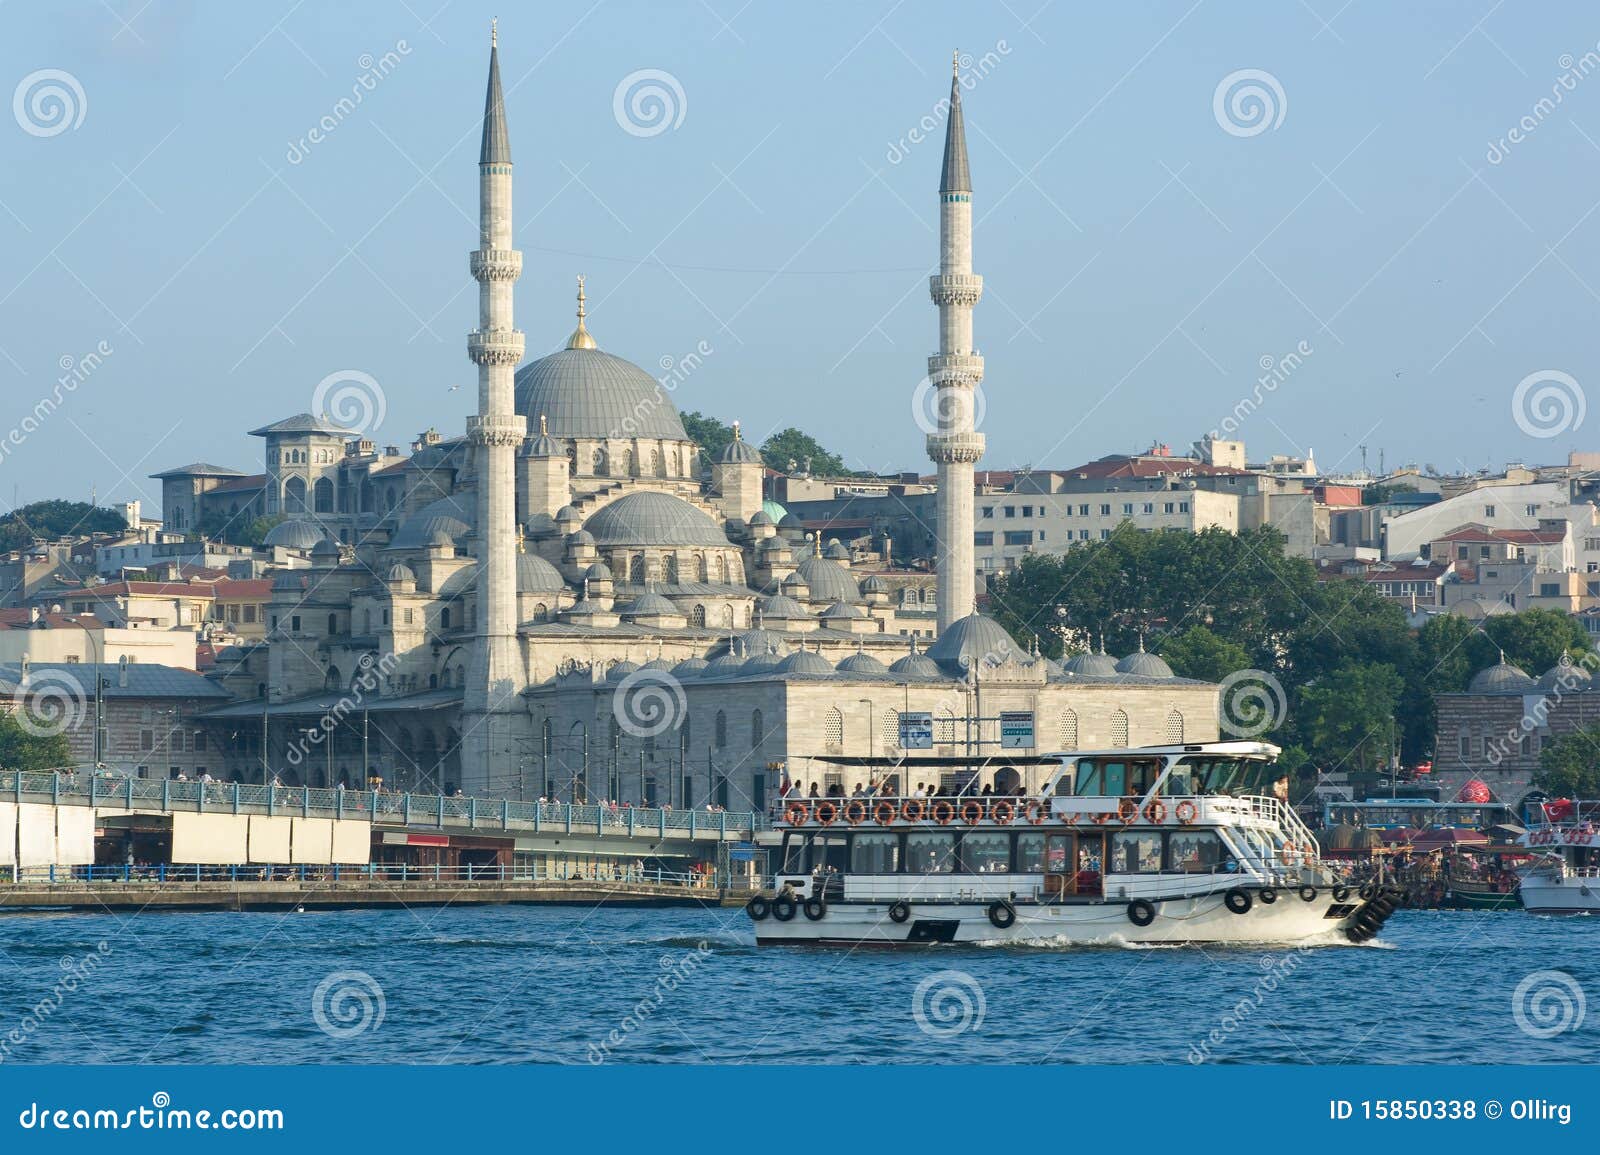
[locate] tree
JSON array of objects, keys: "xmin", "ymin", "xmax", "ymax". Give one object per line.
[
  {"xmin": 759, "ymin": 428, "xmax": 848, "ymax": 477},
  {"xmin": 678, "ymin": 410, "xmax": 733, "ymax": 464},
  {"xmin": 1535, "ymin": 724, "xmax": 1600, "ymax": 797},
  {"xmin": 1295, "ymin": 662, "xmax": 1405, "ymax": 774},
  {"xmin": 0, "ymin": 500, "xmax": 126, "ymax": 552},
  {"xmin": 1480, "ymin": 609, "xmax": 1591, "ymax": 675},
  {"xmin": 0, "ymin": 713, "xmax": 73, "ymax": 772},
  {"xmin": 1159, "ymin": 625, "xmax": 1250, "ymax": 684}
]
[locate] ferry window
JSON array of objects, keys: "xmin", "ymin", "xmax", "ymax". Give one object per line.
[
  {"xmin": 960, "ymin": 832, "xmax": 1012, "ymax": 873},
  {"xmin": 1076, "ymin": 761, "xmax": 1105, "ymax": 795},
  {"xmin": 1101, "ymin": 762, "xmax": 1127, "ymax": 796},
  {"xmin": 781, "ymin": 833, "xmax": 805, "ymax": 874},
  {"xmin": 851, "ymin": 833, "xmax": 901, "ymax": 874},
  {"xmin": 1126, "ymin": 760, "xmax": 1160, "ymax": 794},
  {"xmin": 1165, "ymin": 763, "xmax": 1195, "ymax": 795},
  {"xmin": 1110, "ymin": 832, "xmax": 1163, "ymax": 874},
  {"xmin": 906, "ymin": 831, "xmax": 956, "ymax": 873},
  {"xmin": 1168, "ymin": 830, "xmax": 1229, "ymax": 873},
  {"xmin": 787, "ymin": 832, "xmax": 848, "ymax": 874},
  {"xmin": 1016, "ymin": 832, "xmax": 1047, "ymax": 872}
]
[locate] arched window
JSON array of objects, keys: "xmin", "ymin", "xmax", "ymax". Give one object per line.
[
  {"xmin": 440, "ymin": 607, "xmax": 451, "ymax": 631},
  {"xmin": 593, "ymin": 447, "xmax": 607, "ymax": 476},
  {"xmin": 880, "ymin": 708, "xmax": 900, "ymax": 749},
  {"xmin": 825, "ymin": 707, "xmax": 844, "ymax": 748},
  {"xmin": 1165, "ymin": 709, "xmax": 1184, "ymax": 743},
  {"xmin": 1059, "ymin": 709, "xmax": 1079, "ymax": 750},
  {"xmin": 651, "ymin": 449, "xmax": 664, "ymax": 478},
  {"xmin": 751, "ymin": 709, "xmax": 764, "ymax": 750},
  {"xmin": 696, "ymin": 554, "xmax": 709, "ymax": 582},
  {"xmin": 619, "ymin": 449, "xmax": 632, "ymax": 477},
  {"xmin": 327, "ymin": 613, "xmax": 338, "ymax": 635},
  {"xmin": 664, "ymin": 555, "xmax": 679, "ymax": 584},
  {"xmin": 691, "ymin": 604, "xmax": 706, "ymax": 628},
  {"xmin": 1111, "ymin": 709, "xmax": 1130, "ymax": 747},
  {"xmin": 902, "ymin": 588, "xmax": 916, "ymax": 607},
  {"xmin": 715, "ymin": 710, "xmax": 727, "ymax": 748},
  {"xmin": 324, "ymin": 666, "xmax": 341, "ymax": 691},
  {"xmin": 715, "ymin": 555, "xmax": 728, "ymax": 583},
  {"xmin": 629, "ymin": 554, "xmax": 646, "ymax": 584},
  {"xmin": 534, "ymin": 602, "xmax": 548, "ymax": 621},
  {"xmin": 284, "ymin": 477, "xmax": 307, "ymax": 514},
  {"xmin": 721, "ymin": 604, "xmax": 734, "ymax": 627}
]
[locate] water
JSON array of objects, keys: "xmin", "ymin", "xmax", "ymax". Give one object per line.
[{"xmin": 0, "ymin": 905, "xmax": 1595, "ymax": 1064}]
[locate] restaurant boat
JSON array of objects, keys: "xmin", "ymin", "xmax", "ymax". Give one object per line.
[
  {"xmin": 1518, "ymin": 802, "xmax": 1600, "ymax": 914},
  {"xmin": 746, "ymin": 741, "xmax": 1400, "ymax": 946}
]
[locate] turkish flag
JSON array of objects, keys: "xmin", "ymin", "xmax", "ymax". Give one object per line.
[{"xmin": 1544, "ymin": 798, "xmax": 1575, "ymax": 823}]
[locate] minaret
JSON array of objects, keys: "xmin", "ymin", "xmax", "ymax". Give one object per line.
[
  {"xmin": 927, "ymin": 52, "xmax": 984, "ymax": 630},
  {"xmin": 462, "ymin": 20, "xmax": 527, "ymax": 794}
]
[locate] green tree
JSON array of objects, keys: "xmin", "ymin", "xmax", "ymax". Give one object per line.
[
  {"xmin": 678, "ymin": 410, "xmax": 733, "ymax": 463},
  {"xmin": 0, "ymin": 713, "xmax": 73, "ymax": 772},
  {"xmin": 1159, "ymin": 625, "xmax": 1250, "ymax": 683},
  {"xmin": 1535, "ymin": 724, "xmax": 1600, "ymax": 797},
  {"xmin": 760, "ymin": 427, "xmax": 848, "ymax": 477},
  {"xmin": 1481, "ymin": 609, "xmax": 1591, "ymax": 675},
  {"xmin": 0, "ymin": 500, "xmax": 126, "ymax": 552},
  {"xmin": 1295, "ymin": 662, "xmax": 1405, "ymax": 773}
]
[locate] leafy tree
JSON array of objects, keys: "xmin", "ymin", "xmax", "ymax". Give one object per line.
[
  {"xmin": 1417, "ymin": 614, "xmax": 1478, "ymax": 693},
  {"xmin": 0, "ymin": 713, "xmax": 73, "ymax": 771},
  {"xmin": 1535, "ymin": 724, "xmax": 1600, "ymax": 797},
  {"xmin": 1295, "ymin": 662, "xmax": 1405, "ymax": 773},
  {"xmin": 0, "ymin": 500, "xmax": 126, "ymax": 552},
  {"xmin": 1159, "ymin": 625, "xmax": 1249, "ymax": 684},
  {"xmin": 239, "ymin": 515, "xmax": 285, "ymax": 547},
  {"xmin": 1362, "ymin": 482, "xmax": 1418, "ymax": 506},
  {"xmin": 678, "ymin": 410, "xmax": 733, "ymax": 464},
  {"xmin": 1480, "ymin": 609, "xmax": 1591, "ymax": 675},
  {"xmin": 760, "ymin": 428, "xmax": 848, "ymax": 477}
]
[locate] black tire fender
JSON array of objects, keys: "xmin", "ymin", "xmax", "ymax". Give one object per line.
[
  {"xmin": 771, "ymin": 896, "xmax": 797, "ymax": 922},
  {"xmin": 745, "ymin": 896, "xmax": 770, "ymax": 921},
  {"xmin": 1127, "ymin": 899, "xmax": 1156, "ymax": 927},
  {"xmin": 1332, "ymin": 885, "xmax": 1350, "ymax": 902},
  {"xmin": 987, "ymin": 900, "xmax": 1017, "ymax": 929},
  {"xmin": 1224, "ymin": 887, "xmax": 1253, "ymax": 914},
  {"xmin": 802, "ymin": 896, "xmax": 827, "ymax": 921},
  {"xmin": 888, "ymin": 900, "xmax": 911, "ymax": 924},
  {"xmin": 1259, "ymin": 887, "xmax": 1278, "ymax": 905},
  {"xmin": 1298, "ymin": 885, "xmax": 1317, "ymax": 903}
]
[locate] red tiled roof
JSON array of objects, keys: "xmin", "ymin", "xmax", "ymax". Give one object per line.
[
  {"xmin": 47, "ymin": 577, "xmax": 271, "ymax": 600},
  {"xmin": 1433, "ymin": 523, "xmax": 1564, "ymax": 545},
  {"xmin": 0, "ymin": 609, "xmax": 103, "ymax": 630}
]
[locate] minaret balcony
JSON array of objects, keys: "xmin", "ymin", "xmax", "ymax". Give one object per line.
[
  {"xmin": 929, "ymin": 273, "xmax": 983, "ymax": 307},
  {"xmin": 926, "ymin": 431, "xmax": 986, "ymax": 464},
  {"xmin": 926, "ymin": 352, "xmax": 985, "ymax": 386},
  {"xmin": 466, "ymin": 413, "xmax": 527, "ymax": 447},
  {"xmin": 470, "ymin": 249, "xmax": 523, "ymax": 282},
  {"xmin": 468, "ymin": 328, "xmax": 526, "ymax": 366}
]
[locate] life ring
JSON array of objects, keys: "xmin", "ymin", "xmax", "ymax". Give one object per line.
[
  {"xmin": 902, "ymin": 798, "xmax": 927, "ymax": 823},
  {"xmin": 990, "ymin": 800, "xmax": 1016, "ymax": 824},
  {"xmin": 745, "ymin": 896, "xmax": 770, "ymax": 921},
  {"xmin": 1117, "ymin": 797, "xmax": 1139, "ymax": 824},
  {"xmin": 1143, "ymin": 800, "xmax": 1167, "ymax": 825},
  {"xmin": 1331, "ymin": 884, "xmax": 1350, "ymax": 902},
  {"xmin": 803, "ymin": 897, "xmax": 827, "ymax": 921},
  {"xmin": 1126, "ymin": 899, "xmax": 1155, "ymax": 927},
  {"xmin": 987, "ymin": 900, "xmax": 1017, "ymax": 929},
  {"xmin": 1298, "ymin": 885, "xmax": 1317, "ymax": 903},
  {"xmin": 1259, "ymin": 887, "xmax": 1278, "ymax": 905},
  {"xmin": 1278, "ymin": 843, "xmax": 1299, "ymax": 864},
  {"xmin": 961, "ymin": 800, "xmax": 985, "ymax": 825},
  {"xmin": 1175, "ymin": 799, "xmax": 1198, "ymax": 825},
  {"xmin": 784, "ymin": 802, "xmax": 809, "ymax": 826},
  {"xmin": 1224, "ymin": 887, "xmax": 1252, "ymax": 914},
  {"xmin": 814, "ymin": 801, "xmax": 839, "ymax": 827},
  {"xmin": 888, "ymin": 900, "xmax": 911, "ymax": 923},
  {"xmin": 1093, "ymin": 811, "xmax": 1113, "ymax": 825},
  {"xmin": 873, "ymin": 800, "xmax": 897, "ymax": 825},
  {"xmin": 771, "ymin": 896, "xmax": 797, "ymax": 921},
  {"xmin": 844, "ymin": 799, "xmax": 868, "ymax": 826},
  {"xmin": 931, "ymin": 800, "xmax": 956, "ymax": 826},
  {"xmin": 1023, "ymin": 800, "xmax": 1044, "ymax": 825}
]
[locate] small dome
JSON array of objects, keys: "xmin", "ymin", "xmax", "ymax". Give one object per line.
[
  {"xmin": 837, "ymin": 650, "xmax": 889, "ymax": 676},
  {"xmin": 584, "ymin": 491, "xmax": 732, "ymax": 549},
  {"xmin": 736, "ymin": 627, "xmax": 783, "ymax": 657},
  {"xmin": 606, "ymin": 660, "xmax": 641, "ymax": 682},
  {"xmin": 742, "ymin": 648, "xmax": 785, "ymax": 676},
  {"xmin": 762, "ymin": 499, "xmax": 789, "ymax": 523},
  {"xmin": 555, "ymin": 505, "xmax": 581, "ymax": 523},
  {"xmin": 1469, "ymin": 660, "xmax": 1536, "ymax": 694},
  {"xmin": 888, "ymin": 650, "xmax": 942, "ymax": 679},
  {"xmin": 523, "ymin": 415, "xmax": 563, "ymax": 458},
  {"xmin": 718, "ymin": 431, "xmax": 763, "ymax": 464},
  {"xmin": 567, "ymin": 529, "xmax": 596, "ymax": 547},
  {"xmin": 862, "ymin": 575, "xmax": 888, "ymax": 593},
  {"xmin": 1063, "ymin": 650, "xmax": 1120, "ymax": 677},
  {"xmin": 262, "ymin": 519, "xmax": 327, "ymax": 550},
  {"xmin": 795, "ymin": 556, "xmax": 862, "ymax": 604},
  {"xmin": 925, "ymin": 613, "xmax": 1021, "ymax": 673},
  {"xmin": 1538, "ymin": 652, "xmax": 1592, "ymax": 692},
  {"xmin": 778, "ymin": 513, "xmax": 804, "ymax": 530},
  {"xmin": 780, "ymin": 573, "xmax": 810, "ymax": 594},
  {"xmin": 641, "ymin": 656, "xmax": 676, "ymax": 673},
  {"xmin": 748, "ymin": 510, "xmax": 774, "ymax": 528},
  {"xmin": 778, "ymin": 648, "xmax": 836, "ymax": 678},
  {"xmin": 703, "ymin": 651, "xmax": 748, "ymax": 678},
  {"xmin": 672, "ymin": 656, "xmax": 710, "ymax": 678},
  {"xmin": 385, "ymin": 563, "xmax": 416, "ymax": 583},
  {"xmin": 823, "ymin": 540, "xmax": 850, "ymax": 561},
  {"xmin": 389, "ymin": 495, "xmax": 474, "ymax": 550},
  {"xmin": 271, "ymin": 570, "xmax": 310, "ymax": 594},
  {"xmin": 517, "ymin": 552, "xmax": 566, "ymax": 595},
  {"xmin": 1116, "ymin": 649, "xmax": 1175, "ymax": 679},
  {"xmin": 584, "ymin": 561, "xmax": 613, "ymax": 582},
  {"xmin": 624, "ymin": 591, "xmax": 680, "ymax": 618},
  {"xmin": 759, "ymin": 594, "xmax": 810, "ymax": 620},
  {"xmin": 310, "ymin": 537, "xmax": 340, "ymax": 558},
  {"xmin": 821, "ymin": 600, "xmax": 865, "ymax": 620},
  {"xmin": 425, "ymin": 527, "xmax": 457, "ymax": 549},
  {"xmin": 525, "ymin": 513, "xmax": 558, "ymax": 538}
]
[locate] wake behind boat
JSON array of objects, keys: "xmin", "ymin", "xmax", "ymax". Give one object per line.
[{"xmin": 746, "ymin": 741, "xmax": 1400, "ymax": 946}]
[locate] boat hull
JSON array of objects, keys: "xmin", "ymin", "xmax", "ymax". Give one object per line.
[
  {"xmin": 1519, "ymin": 877, "xmax": 1600, "ymax": 915},
  {"xmin": 751, "ymin": 890, "xmax": 1387, "ymax": 947}
]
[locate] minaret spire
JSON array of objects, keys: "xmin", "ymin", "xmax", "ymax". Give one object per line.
[{"xmin": 926, "ymin": 53, "xmax": 984, "ymax": 631}]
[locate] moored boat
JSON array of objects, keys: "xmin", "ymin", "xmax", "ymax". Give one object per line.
[
  {"xmin": 746, "ymin": 741, "xmax": 1400, "ymax": 946},
  {"xmin": 1518, "ymin": 804, "xmax": 1600, "ymax": 914}
]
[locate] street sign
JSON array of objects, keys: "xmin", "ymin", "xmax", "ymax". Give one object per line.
[
  {"xmin": 999, "ymin": 711, "xmax": 1035, "ymax": 749},
  {"xmin": 899, "ymin": 711, "xmax": 934, "ymax": 749}
]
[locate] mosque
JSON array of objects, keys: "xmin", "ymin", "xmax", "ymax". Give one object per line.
[{"xmin": 185, "ymin": 31, "xmax": 1223, "ymax": 804}]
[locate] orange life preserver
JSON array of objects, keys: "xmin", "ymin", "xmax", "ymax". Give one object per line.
[
  {"xmin": 1117, "ymin": 797, "xmax": 1139, "ymax": 824},
  {"xmin": 1093, "ymin": 810, "xmax": 1113, "ymax": 825},
  {"xmin": 784, "ymin": 802, "xmax": 810, "ymax": 826},
  {"xmin": 961, "ymin": 800, "xmax": 984, "ymax": 825},
  {"xmin": 873, "ymin": 800, "xmax": 897, "ymax": 825},
  {"xmin": 815, "ymin": 800, "xmax": 839, "ymax": 827},
  {"xmin": 1278, "ymin": 842, "xmax": 1299, "ymax": 863},
  {"xmin": 990, "ymin": 799, "xmax": 1016, "ymax": 825},
  {"xmin": 1175, "ymin": 800, "xmax": 1198, "ymax": 825},
  {"xmin": 1023, "ymin": 800, "xmax": 1044, "ymax": 825},
  {"xmin": 902, "ymin": 798, "xmax": 927, "ymax": 823},
  {"xmin": 931, "ymin": 800, "xmax": 956, "ymax": 826},
  {"xmin": 1143, "ymin": 800, "xmax": 1167, "ymax": 825},
  {"xmin": 844, "ymin": 799, "xmax": 868, "ymax": 826}
]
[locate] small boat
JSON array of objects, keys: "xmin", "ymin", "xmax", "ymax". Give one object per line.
[
  {"xmin": 746, "ymin": 741, "xmax": 1400, "ymax": 947},
  {"xmin": 1518, "ymin": 807, "xmax": 1600, "ymax": 914}
]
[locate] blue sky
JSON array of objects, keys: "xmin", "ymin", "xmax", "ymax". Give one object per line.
[{"xmin": 3, "ymin": 1, "xmax": 1599, "ymax": 515}]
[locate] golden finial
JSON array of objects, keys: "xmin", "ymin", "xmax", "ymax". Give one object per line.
[
  {"xmin": 566, "ymin": 274, "xmax": 597, "ymax": 349},
  {"xmin": 539, "ymin": 414, "xmax": 548, "ymax": 437},
  {"xmin": 732, "ymin": 419, "xmax": 742, "ymax": 442},
  {"xmin": 491, "ymin": 17, "xmax": 498, "ymax": 47}
]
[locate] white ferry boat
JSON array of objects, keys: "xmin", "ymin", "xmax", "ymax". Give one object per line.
[
  {"xmin": 1518, "ymin": 805, "xmax": 1600, "ymax": 914},
  {"xmin": 746, "ymin": 741, "xmax": 1399, "ymax": 946}
]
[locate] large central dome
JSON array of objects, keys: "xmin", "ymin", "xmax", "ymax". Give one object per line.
[
  {"xmin": 514, "ymin": 347, "xmax": 689, "ymax": 442},
  {"xmin": 584, "ymin": 491, "xmax": 732, "ymax": 547}
]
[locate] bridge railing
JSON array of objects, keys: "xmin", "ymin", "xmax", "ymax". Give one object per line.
[
  {"xmin": 7, "ymin": 770, "xmax": 768, "ymax": 840},
  {"xmin": 7, "ymin": 862, "xmax": 733, "ymax": 887}
]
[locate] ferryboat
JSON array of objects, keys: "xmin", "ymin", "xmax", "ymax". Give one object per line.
[
  {"xmin": 1518, "ymin": 802, "xmax": 1600, "ymax": 914},
  {"xmin": 746, "ymin": 741, "xmax": 1400, "ymax": 946}
]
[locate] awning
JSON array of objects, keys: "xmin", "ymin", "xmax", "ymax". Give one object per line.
[{"xmin": 201, "ymin": 688, "xmax": 463, "ymax": 720}]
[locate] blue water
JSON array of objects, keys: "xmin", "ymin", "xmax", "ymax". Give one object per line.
[{"xmin": 0, "ymin": 906, "xmax": 1595, "ymax": 1064}]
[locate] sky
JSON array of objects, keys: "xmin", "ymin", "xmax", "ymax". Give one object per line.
[{"xmin": 3, "ymin": 1, "xmax": 1600, "ymax": 518}]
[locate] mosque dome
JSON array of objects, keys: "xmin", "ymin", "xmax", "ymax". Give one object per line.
[
  {"xmin": 735, "ymin": 628, "xmax": 783, "ymax": 657},
  {"xmin": 703, "ymin": 650, "xmax": 748, "ymax": 678},
  {"xmin": 836, "ymin": 650, "xmax": 890, "ymax": 677},
  {"xmin": 385, "ymin": 563, "xmax": 416, "ymax": 584},
  {"xmin": 555, "ymin": 505, "xmax": 581, "ymax": 524},
  {"xmin": 762, "ymin": 499, "xmax": 789, "ymax": 523},
  {"xmin": 717, "ymin": 426, "xmax": 763, "ymax": 464},
  {"xmin": 672, "ymin": 655, "xmax": 710, "ymax": 679},
  {"xmin": 795, "ymin": 556, "xmax": 862, "ymax": 604},
  {"xmin": 583, "ymin": 492, "xmax": 732, "ymax": 549},
  {"xmin": 516, "ymin": 552, "xmax": 566, "ymax": 595},
  {"xmin": 1468, "ymin": 660, "xmax": 1536, "ymax": 694},
  {"xmin": 778, "ymin": 648, "xmax": 836, "ymax": 678},
  {"xmin": 584, "ymin": 561, "xmax": 613, "ymax": 582},
  {"xmin": 525, "ymin": 513, "xmax": 558, "ymax": 538},
  {"xmin": 641, "ymin": 656, "xmax": 676, "ymax": 673},
  {"xmin": 606, "ymin": 660, "xmax": 641, "ymax": 683},
  {"xmin": 778, "ymin": 513, "xmax": 804, "ymax": 531},
  {"xmin": 390, "ymin": 495, "xmax": 474, "ymax": 551},
  {"xmin": 263, "ymin": 519, "xmax": 328, "ymax": 550},
  {"xmin": 888, "ymin": 649, "xmax": 942, "ymax": 680},
  {"xmin": 1063, "ymin": 650, "xmax": 1120, "ymax": 677},
  {"xmin": 271, "ymin": 571, "xmax": 311, "ymax": 595},
  {"xmin": 1116, "ymin": 648, "xmax": 1175, "ymax": 679},
  {"xmin": 567, "ymin": 529, "xmax": 596, "ymax": 547},
  {"xmin": 310, "ymin": 537, "xmax": 341, "ymax": 561},
  {"xmin": 522, "ymin": 413, "xmax": 563, "ymax": 458},
  {"xmin": 823, "ymin": 540, "xmax": 850, "ymax": 561},
  {"xmin": 821, "ymin": 600, "xmax": 865, "ymax": 621},
  {"xmin": 757, "ymin": 594, "xmax": 809, "ymax": 620},
  {"xmin": 623, "ymin": 590, "xmax": 679, "ymax": 618},
  {"xmin": 1538, "ymin": 652, "xmax": 1591, "ymax": 692},
  {"xmin": 742, "ymin": 648, "xmax": 785, "ymax": 676},
  {"xmin": 925, "ymin": 613, "xmax": 1021, "ymax": 673},
  {"xmin": 861, "ymin": 575, "xmax": 888, "ymax": 593},
  {"xmin": 749, "ymin": 510, "xmax": 774, "ymax": 528}
]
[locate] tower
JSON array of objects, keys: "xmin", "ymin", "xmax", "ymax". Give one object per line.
[
  {"xmin": 462, "ymin": 21, "xmax": 528, "ymax": 794},
  {"xmin": 926, "ymin": 53, "xmax": 984, "ymax": 630}
]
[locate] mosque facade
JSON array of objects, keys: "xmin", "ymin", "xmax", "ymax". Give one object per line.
[{"xmin": 181, "ymin": 33, "xmax": 1222, "ymax": 803}]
